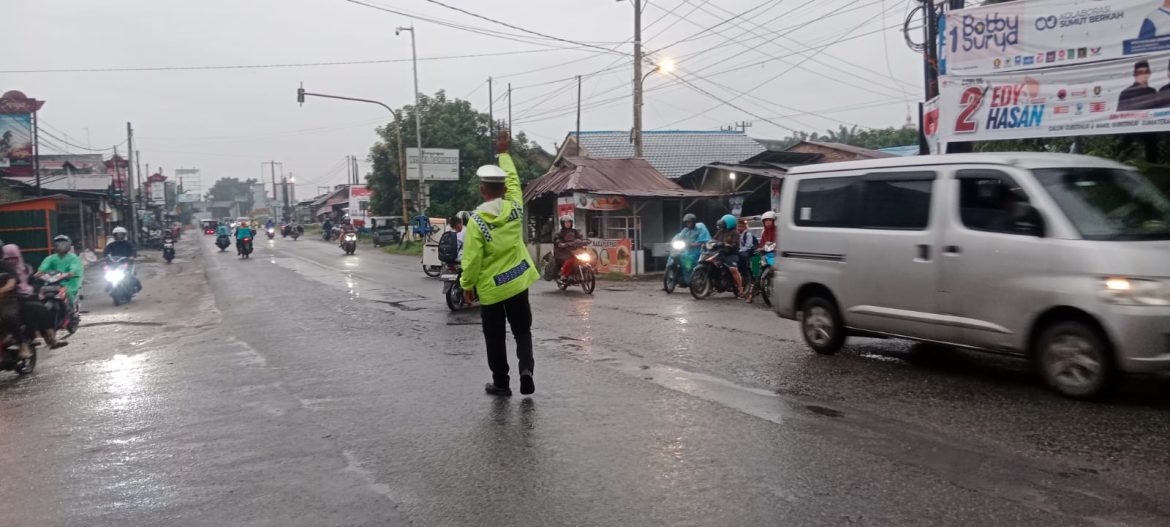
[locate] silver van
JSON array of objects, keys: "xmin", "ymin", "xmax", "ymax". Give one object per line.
[{"xmin": 772, "ymin": 153, "xmax": 1170, "ymax": 398}]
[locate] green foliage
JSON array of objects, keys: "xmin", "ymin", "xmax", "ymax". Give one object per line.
[
  {"xmin": 205, "ymin": 177, "xmax": 259, "ymax": 211},
  {"xmin": 774, "ymin": 125, "xmax": 919, "ymax": 150},
  {"xmin": 367, "ymin": 90, "xmax": 551, "ymax": 220}
]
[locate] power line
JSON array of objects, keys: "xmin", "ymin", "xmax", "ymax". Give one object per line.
[
  {"xmin": 418, "ymin": 0, "xmax": 628, "ymax": 57},
  {"xmin": 1, "ymin": 47, "xmax": 600, "ymax": 74}
]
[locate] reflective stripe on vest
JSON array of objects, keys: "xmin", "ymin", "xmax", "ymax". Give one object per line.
[
  {"xmin": 469, "ymin": 212, "xmax": 493, "ymax": 242},
  {"xmin": 493, "ymin": 260, "xmax": 530, "ymax": 287}
]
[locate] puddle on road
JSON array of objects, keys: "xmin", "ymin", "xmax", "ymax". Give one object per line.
[{"xmin": 264, "ymin": 255, "xmax": 426, "ymax": 307}]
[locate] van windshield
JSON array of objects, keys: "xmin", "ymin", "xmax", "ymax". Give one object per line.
[{"xmin": 1034, "ymin": 167, "xmax": 1170, "ymax": 241}]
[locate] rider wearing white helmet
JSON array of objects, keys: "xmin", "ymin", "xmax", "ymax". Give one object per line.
[
  {"xmin": 104, "ymin": 226, "xmax": 142, "ymax": 292},
  {"xmin": 553, "ymin": 213, "xmax": 584, "ymax": 280}
]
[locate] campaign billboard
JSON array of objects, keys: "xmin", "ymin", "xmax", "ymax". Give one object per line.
[
  {"xmin": 940, "ymin": 0, "xmax": 1170, "ymax": 75},
  {"xmin": 349, "ymin": 185, "xmax": 371, "ymax": 224},
  {"xmin": 938, "ymin": 52, "xmax": 1170, "ymax": 142},
  {"xmin": 405, "ymin": 148, "xmax": 460, "ymax": 181}
]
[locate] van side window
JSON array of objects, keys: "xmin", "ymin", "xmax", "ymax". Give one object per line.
[
  {"xmin": 859, "ymin": 173, "xmax": 935, "ymax": 230},
  {"xmin": 956, "ymin": 170, "xmax": 1032, "ymax": 234},
  {"xmin": 793, "ymin": 176, "xmax": 858, "ymax": 227}
]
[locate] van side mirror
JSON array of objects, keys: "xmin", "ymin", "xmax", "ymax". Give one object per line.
[{"xmin": 1011, "ymin": 203, "xmax": 1045, "ymax": 237}]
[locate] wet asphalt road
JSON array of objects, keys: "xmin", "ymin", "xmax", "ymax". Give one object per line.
[{"xmin": 2, "ymin": 232, "xmax": 1169, "ymax": 526}]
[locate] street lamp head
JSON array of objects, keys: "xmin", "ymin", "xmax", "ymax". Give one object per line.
[
  {"xmin": 729, "ymin": 172, "xmax": 737, "ymax": 181},
  {"xmin": 657, "ymin": 59, "xmax": 675, "ymax": 74}
]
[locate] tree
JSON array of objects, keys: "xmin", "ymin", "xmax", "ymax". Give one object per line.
[
  {"xmin": 205, "ymin": 177, "xmax": 258, "ymax": 212},
  {"xmin": 367, "ymin": 90, "xmax": 551, "ymax": 220},
  {"xmin": 771, "ymin": 125, "xmax": 919, "ymax": 151}
]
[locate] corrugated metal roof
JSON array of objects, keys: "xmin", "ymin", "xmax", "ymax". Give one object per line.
[
  {"xmin": 569, "ymin": 130, "xmax": 766, "ymax": 178},
  {"xmin": 524, "ymin": 156, "xmax": 717, "ymax": 201},
  {"xmin": 790, "ymin": 141, "xmax": 896, "ymax": 159}
]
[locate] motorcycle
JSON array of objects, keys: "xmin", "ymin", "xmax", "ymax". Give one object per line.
[
  {"xmin": 441, "ymin": 263, "xmax": 476, "ymax": 311},
  {"xmin": 280, "ymin": 224, "xmax": 290, "ymax": 238},
  {"xmin": 341, "ymin": 232, "xmax": 358, "ymax": 255},
  {"xmin": 689, "ymin": 241, "xmax": 738, "ymax": 300},
  {"xmin": 542, "ymin": 240, "xmax": 596, "ymax": 295},
  {"xmin": 0, "ymin": 335, "xmax": 35, "ymax": 376},
  {"xmin": 663, "ymin": 239, "xmax": 689, "ymax": 294},
  {"xmin": 215, "ymin": 234, "xmax": 231, "ymax": 252},
  {"xmin": 36, "ymin": 271, "xmax": 80, "ymax": 336},
  {"xmin": 104, "ymin": 256, "xmax": 138, "ymax": 306},
  {"xmin": 239, "ymin": 237, "xmax": 254, "ymax": 259},
  {"xmin": 745, "ymin": 241, "xmax": 776, "ymax": 307},
  {"xmin": 290, "ymin": 226, "xmax": 301, "ymax": 241},
  {"xmin": 265, "ymin": 227, "xmax": 276, "ymax": 240},
  {"xmin": 162, "ymin": 237, "xmax": 176, "ymax": 263}
]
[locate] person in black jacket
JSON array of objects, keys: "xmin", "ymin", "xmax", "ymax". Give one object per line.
[{"xmin": 104, "ymin": 226, "xmax": 141, "ymax": 292}]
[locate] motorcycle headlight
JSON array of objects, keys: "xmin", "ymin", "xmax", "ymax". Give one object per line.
[
  {"xmin": 345, "ymin": 234, "xmax": 357, "ymax": 241},
  {"xmin": 105, "ymin": 269, "xmax": 126, "ymax": 284},
  {"xmin": 671, "ymin": 240, "xmax": 686, "ymax": 250},
  {"xmin": 575, "ymin": 252, "xmax": 591, "ymax": 262},
  {"xmin": 267, "ymin": 228, "xmax": 274, "ymax": 234},
  {"xmin": 1098, "ymin": 277, "xmax": 1170, "ymax": 306}
]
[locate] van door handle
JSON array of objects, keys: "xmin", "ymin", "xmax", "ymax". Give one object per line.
[
  {"xmin": 916, "ymin": 244, "xmax": 931, "ymax": 261},
  {"xmin": 944, "ymin": 245, "xmax": 962, "ymax": 255}
]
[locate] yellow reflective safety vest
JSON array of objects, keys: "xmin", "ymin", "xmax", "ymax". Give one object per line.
[{"xmin": 458, "ymin": 153, "xmax": 539, "ymax": 305}]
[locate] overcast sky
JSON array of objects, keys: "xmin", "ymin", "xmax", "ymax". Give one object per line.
[{"xmin": 6, "ymin": 0, "xmax": 923, "ymax": 198}]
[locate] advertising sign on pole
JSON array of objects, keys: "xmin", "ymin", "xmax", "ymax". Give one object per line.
[
  {"xmin": 923, "ymin": 96, "xmax": 943, "ymax": 154},
  {"xmin": 941, "ymin": 0, "xmax": 1170, "ymax": 75},
  {"xmin": 149, "ymin": 181, "xmax": 166, "ymax": 206},
  {"xmin": 405, "ymin": 148, "xmax": 460, "ymax": 181},
  {"xmin": 0, "ymin": 114, "xmax": 32, "ymax": 173},
  {"xmin": 938, "ymin": 52, "xmax": 1170, "ymax": 142},
  {"xmin": 349, "ymin": 185, "xmax": 372, "ymax": 226}
]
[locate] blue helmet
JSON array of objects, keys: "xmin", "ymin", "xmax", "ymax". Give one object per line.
[{"xmin": 720, "ymin": 214, "xmax": 736, "ymax": 230}]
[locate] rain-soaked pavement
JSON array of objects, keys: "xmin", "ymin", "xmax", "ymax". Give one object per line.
[{"xmin": 2, "ymin": 233, "xmax": 1169, "ymax": 526}]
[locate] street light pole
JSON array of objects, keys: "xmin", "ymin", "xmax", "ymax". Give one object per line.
[
  {"xmin": 632, "ymin": 0, "xmax": 643, "ymax": 158},
  {"xmin": 397, "ymin": 25, "xmax": 426, "ymax": 212}
]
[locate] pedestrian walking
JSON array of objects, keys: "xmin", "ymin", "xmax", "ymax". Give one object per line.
[{"xmin": 459, "ymin": 129, "xmax": 540, "ymax": 396}]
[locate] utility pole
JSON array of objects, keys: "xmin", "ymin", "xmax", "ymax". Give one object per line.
[
  {"xmin": 281, "ymin": 176, "xmax": 291, "ymax": 222},
  {"xmin": 632, "ymin": 0, "xmax": 644, "ymax": 158},
  {"xmin": 488, "ymin": 77, "xmax": 494, "ymax": 155},
  {"xmin": 397, "ymin": 24, "xmax": 425, "ymax": 212},
  {"xmin": 345, "ymin": 155, "xmax": 352, "ymax": 185},
  {"xmin": 576, "ymin": 75, "xmax": 582, "ymax": 156},
  {"xmin": 395, "ymin": 112, "xmax": 409, "ymax": 230},
  {"xmin": 507, "ymin": 82, "xmax": 512, "ymax": 136},
  {"xmin": 352, "ymin": 155, "xmax": 360, "ymax": 185},
  {"xmin": 32, "ymin": 112, "xmax": 41, "ymax": 195},
  {"xmin": 125, "ymin": 123, "xmax": 139, "ymax": 244}
]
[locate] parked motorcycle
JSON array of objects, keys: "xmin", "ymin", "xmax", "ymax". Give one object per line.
[
  {"xmin": 239, "ymin": 237, "xmax": 254, "ymax": 259},
  {"xmin": 663, "ymin": 239, "xmax": 689, "ymax": 294},
  {"xmin": 162, "ymin": 236, "xmax": 176, "ymax": 263},
  {"xmin": 104, "ymin": 256, "xmax": 137, "ymax": 306},
  {"xmin": 689, "ymin": 241, "xmax": 738, "ymax": 300},
  {"xmin": 441, "ymin": 263, "xmax": 475, "ymax": 311},
  {"xmin": 37, "ymin": 271, "xmax": 80, "ymax": 335},
  {"xmin": 0, "ymin": 335, "xmax": 35, "ymax": 376},
  {"xmin": 542, "ymin": 240, "xmax": 596, "ymax": 295},
  {"xmin": 747, "ymin": 241, "xmax": 776, "ymax": 307},
  {"xmin": 341, "ymin": 233, "xmax": 358, "ymax": 255}
]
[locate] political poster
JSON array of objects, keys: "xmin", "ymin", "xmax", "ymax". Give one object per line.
[
  {"xmin": 349, "ymin": 185, "xmax": 371, "ymax": 225},
  {"xmin": 940, "ymin": 0, "xmax": 1170, "ymax": 75},
  {"xmin": 923, "ymin": 96, "xmax": 943, "ymax": 154},
  {"xmin": 938, "ymin": 52, "xmax": 1170, "ymax": 142},
  {"xmin": 556, "ymin": 196, "xmax": 575, "ymax": 219}
]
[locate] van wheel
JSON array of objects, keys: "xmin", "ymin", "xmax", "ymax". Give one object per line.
[
  {"xmin": 800, "ymin": 297, "xmax": 844, "ymax": 355},
  {"xmin": 1036, "ymin": 321, "xmax": 1116, "ymax": 400}
]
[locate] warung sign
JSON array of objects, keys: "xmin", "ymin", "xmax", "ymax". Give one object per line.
[
  {"xmin": 938, "ymin": 52, "xmax": 1170, "ymax": 142},
  {"xmin": 405, "ymin": 148, "xmax": 460, "ymax": 181}
]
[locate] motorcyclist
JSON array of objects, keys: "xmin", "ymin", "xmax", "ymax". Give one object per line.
[
  {"xmin": 735, "ymin": 218, "xmax": 757, "ymax": 284},
  {"xmin": 321, "ymin": 219, "xmax": 334, "ymax": 241},
  {"xmin": 553, "ymin": 215, "xmax": 586, "ymax": 280},
  {"xmin": 337, "ymin": 217, "xmax": 357, "ymax": 247},
  {"xmin": 712, "ymin": 214, "xmax": 745, "ymax": 297},
  {"xmin": 35, "ymin": 235, "xmax": 84, "ymax": 312},
  {"xmin": 3, "ymin": 244, "xmax": 65, "ymax": 349},
  {"xmin": 746, "ymin": 211, "xmax": 777, "ymax": 304},
  {"xmin": 235, "ymin": 221, "xmax": 255, "ymax": 255},
  {"xmin": 452, "ymin": 211, "xmax": 469, "ymax": 262},
  {"xmin": 216, "ymin": 222, "xmax": 231, "ymax": 238},
  {"xmin": 265, "ymin": 218, "xmax": 275, "ymax": 230},
  {"xmin": 672, "ymin": 213, "xmax": 711, "ymax": 283},
  {"xmin": 104, "ymin": 226, "xmax": 142, "ymax": 292}
]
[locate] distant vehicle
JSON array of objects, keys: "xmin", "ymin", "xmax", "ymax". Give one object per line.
[
  {"xmin": 200, "ymin": 219, "xmax": 219, "ymax": 235},
  {"xmin": 773, "ymin": 153, "xmax": 1170, "ymax": 399}
]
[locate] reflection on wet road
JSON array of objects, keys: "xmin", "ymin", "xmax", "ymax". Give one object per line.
[{"xmin": 1, "ymin": 234, "xmax": 1167, "ymax": 526}]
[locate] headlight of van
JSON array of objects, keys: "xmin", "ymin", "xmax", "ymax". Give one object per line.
[{"xmin": 1098, "ymin": 277, "xmax": 1170, "ymax": 306}]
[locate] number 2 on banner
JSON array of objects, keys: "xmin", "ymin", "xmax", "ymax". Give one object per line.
[{"xmin": 954, "ymin": 87, "xmax": 984, "ymax": 134}]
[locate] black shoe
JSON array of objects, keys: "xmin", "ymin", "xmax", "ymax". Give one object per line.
[
  {"xmin": 520, "ymin": 373, "xmax": 535, "ymax": 395},
  {"xmin": 484, "ymin": 383, "xmax": 512, "ymax": 397}
]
